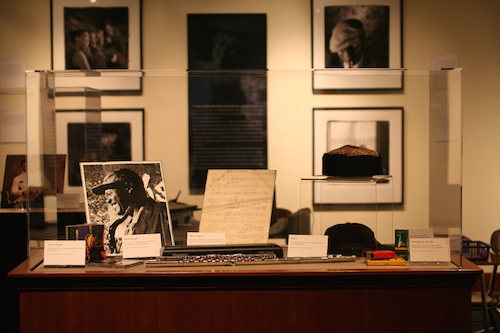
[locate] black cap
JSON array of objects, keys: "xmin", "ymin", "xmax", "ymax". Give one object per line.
[{"xmin": 92, "ymin": 169, "xmax": 142, "ymax": 195}]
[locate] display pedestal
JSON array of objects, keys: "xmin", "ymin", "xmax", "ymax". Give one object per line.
[{"xmin": 9, "ymin": 254, "xmax": 481, "ymax": 333}]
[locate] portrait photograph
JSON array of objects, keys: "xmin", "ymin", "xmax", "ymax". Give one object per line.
[
  {"xmin": 312, "ymin": 0, "xmax": 402, "ymax": 91},
  {"xmin": 51, "ymin": 0, "xmax": 142, "ymax": 93},
  {"xmin": 80, "ymin": 161, "xmax": 174, "ymax": 255},
  {"xmin": 63, "ymin": 6, "xmax": 130, "ymax": 70},
  {"xmin": 324, "ymin": 5, "xmax": 389, "ymax": 69}
]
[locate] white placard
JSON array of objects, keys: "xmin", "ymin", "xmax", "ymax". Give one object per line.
[
  {"xmin": 409, "ymin": 238, "xmax": 451, "ymax": 262},
  {"xmin": 0, "ymin": 58, "xmax": 25, "ymax": 92},
  {"xmin": 122, "ymin": 234, "xmax": 162, "ymax": 259},
  {"xmin": 409, "ymin": 228, "xmax": 434, "ymax": 238},
  {"xmin": 187, "ymin": 232, "xmax": 226, "ymax": 246},
  {"xmin": 432, "ymin": 53, "xmax": 459, "ymax": 69},
  {"xmin": 0, "ymin": 108, "xmax": 26, "ymax": 143},
  {"xmin": 44, "ymin": 240, "xmax": 85, "ymax": 267},
  {"xmin": 287, "ymin": 235, "xmax": 328, "ymax": 258},
  {"xmin": 56, "ymin": 193, "xmax": 81, "ymax": 209}
]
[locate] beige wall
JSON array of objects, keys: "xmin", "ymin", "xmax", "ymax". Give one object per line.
[{"xmin": 1, "ymin": 0, "xmax": 499, "ymax": 243}]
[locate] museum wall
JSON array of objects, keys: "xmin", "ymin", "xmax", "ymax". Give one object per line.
[{"xmin": 0, "ymin": 0, "xmax": 499, "ymax": 243}]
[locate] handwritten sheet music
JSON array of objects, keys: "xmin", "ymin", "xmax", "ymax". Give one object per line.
[{"xmin": 199, "ymin": 169, "xmax": 276, "ymax": 244}]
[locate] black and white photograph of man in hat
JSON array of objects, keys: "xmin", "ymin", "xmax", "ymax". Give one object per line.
[
  {"xmin": 325, "ymin": 5, "xmax": 389, "ymax": 68},
  {"xmin": 80, "ymin": 161, "xmax": 174, "ymax": 255}
]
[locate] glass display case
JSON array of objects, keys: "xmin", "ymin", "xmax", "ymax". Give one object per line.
[
  {"xmin": 300, "ymin": 175, "xmax": 395, "ymax": 244},
  {"xmin": 22, "ymin": 68, "xmax": 463, "ymax": 265}
]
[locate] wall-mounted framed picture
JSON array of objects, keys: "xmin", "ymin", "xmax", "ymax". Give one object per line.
[
  {"xmin": 187, "ymin": 13, "xmax": 268, "ymax": 193},
  {"xmin": 51, "ymin": 0, "xmax": 142, "ymax": 94},
  {"xmin": 312, "ymin": 0, "xmax": 402, "ymax": 91},
  {"xmin": 313, "ymin": 108, "xmax": 403, "ymax": 204},
  {"xmin": 55, "ymin": 109, "xmax": 144, "ymax": 199}
]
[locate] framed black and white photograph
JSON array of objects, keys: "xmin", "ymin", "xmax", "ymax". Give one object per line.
[
  {"xmin": 55, "ymin": 109, "xmax": 144, "ymax": 198},
  {"xmin": 51, "ymin": 0, "xmax": 142, "ymax": 93},
  {"xmin": 80, "ymin": 161, "xmax": 174, "ymax": 255},
  {"xmin": 312, "ymin": 0, "xmax": 402, "ymax": 91},
  {"xmin": 313, "ymin": 108, "xmax": 403, "ymax": 204}
]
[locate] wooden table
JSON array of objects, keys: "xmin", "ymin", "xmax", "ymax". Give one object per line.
[{"xmin": 9, "ymin": 254, "xmax": 481, "ymax": 333}]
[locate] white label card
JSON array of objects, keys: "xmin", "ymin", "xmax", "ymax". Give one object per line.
[
  {"xmin": 122, "ymin": 233, "xmax": 162, "ymax": 259},
  {"xmin": 187, "ymin": 232, "xmax": 226, "ymax": 245},
  {"xmin": 0, "ymin": 58, "xmax": 25, "ymax": 92},
  {"xmin": 56, "ymin": 193, "xmax": 80, "ymax": 209},
  {"xmin": 44, "ymin": 240, "xmax": 86, "ymax": 267},
  {"xmin": 287, "ymin": 235, "xmax": 328, "ymax": 258},
  {"xmin": 409, "ymin": 228, "xmax": 434, "ymax": 238},
  {"xmin": 0, "ymin": 108, "xmax": 26, "ymax": 143},
  {"xmin": 409, "ymin": 238, "xmax": 451, "ymax": 262}
]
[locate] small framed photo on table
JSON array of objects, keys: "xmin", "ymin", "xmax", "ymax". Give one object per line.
[
  {"xmin": 80, "ymin": 161, "xmax": 174, "ymax": 255},
  {"xmin": 312, "ymin": 0, "xmax": 402, "ymax": 92}
]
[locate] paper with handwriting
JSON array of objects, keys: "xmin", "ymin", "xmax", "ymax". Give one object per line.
[{"xmin": 199, "ymin": 169, "xmax": 276, "ymax": 244}]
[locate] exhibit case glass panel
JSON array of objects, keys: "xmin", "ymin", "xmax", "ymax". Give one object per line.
[
  {"xmin": 300, "ymin": 175, "xmax": 395, "ymax": 244},
  {"xmin": 23, "ymin": 68, "xmax": 463, "ymax": 266}
]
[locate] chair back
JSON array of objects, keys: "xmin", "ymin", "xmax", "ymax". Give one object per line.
[{"xmin": 491, "ymin": 230, "xmax": 500, "ymax": 256}]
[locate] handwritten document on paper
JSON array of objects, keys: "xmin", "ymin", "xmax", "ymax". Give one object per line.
[{"xmin": 199, "ymin": 169, "xmax": 276, "ymax": 244}]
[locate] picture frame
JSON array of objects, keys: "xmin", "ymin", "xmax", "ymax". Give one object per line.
[
  {"xmin": 51, "ymin": 0, "xmax": 142, "ymax": 94},
  {"xmin": 313, "ymin": 108, "xmax": 403, "ymax": 204},
  {"xmin": 1, "ymin": 154, "xmax": 66, "ymax": 208},
  {"xmin": 311, "ymin": 0, "xmax": 402, "ymax": 91},
  {"xmin": 188, "ymin": 13, "xmax": 267, "ymax": 70},
  {"xmin": 80, "ymin": 161, "xmax": 174, "ymax": 254},
  {"xmin": 187, "ymin": 13, "xmax": 268, "ymax": 193},
  {"xmin": 55, "ymin": 109, "xmax": 144, "ymax": 199}
]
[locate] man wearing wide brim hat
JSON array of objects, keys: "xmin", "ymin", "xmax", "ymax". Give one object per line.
[{"xmin": 92, "ymin": 168, "xmax": 169, "ymax": 254}]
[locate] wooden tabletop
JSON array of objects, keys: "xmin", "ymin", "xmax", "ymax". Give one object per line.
[{"xmin": 9, "ymin": 250, "xmax": 481, "ymax": 280}]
